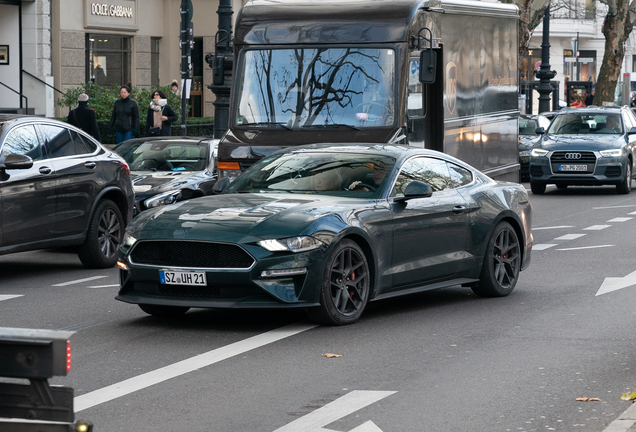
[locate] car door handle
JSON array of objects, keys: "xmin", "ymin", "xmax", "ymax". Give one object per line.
[
  {"xmin": 39, "ymin": 166, "xmax": 52, "ymax": 175},
  {"xmin": 85, "ymin": 162, "xmax": 97, "ymax": 169},
  {"xmin": 452, "ymin": 205, "xmax": 466, "ymax": 214}
]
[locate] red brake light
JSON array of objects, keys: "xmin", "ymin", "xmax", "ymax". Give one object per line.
[
  {"xmin": 121, "ymin": 162, "xmax": 131, "ymax": 175},
  {"xmin": 67, "ymin": 340, "xmax": 71, "ymax": 373}
]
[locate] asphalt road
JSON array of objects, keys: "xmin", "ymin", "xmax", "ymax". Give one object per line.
[{"xmin": 3, "ymin": 183, "xmax": 636, "ymax": 431}]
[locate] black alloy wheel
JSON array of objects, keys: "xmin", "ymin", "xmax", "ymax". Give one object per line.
[
  {"xmin": 617, "ymin": 161, "xmax": 632, "ymax": 194},
  {"xmin": 308, "ymin": 239, "xmax": 370, "ymax": 325},
  {"xmin": 139, "ymin": 304, "xmax": 190, "ymax": 317},
  {"xmin": 472, "ymin": 221, "xmax": 521, "ymax": 297},
  {"xmin": 77, "ymin": 199, "xmax": 124, "ymax": 268}
]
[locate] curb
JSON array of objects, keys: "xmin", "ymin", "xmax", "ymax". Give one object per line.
[{"xmin": 603, "ymin": 402, "xmax": 636, "ymax": 432}]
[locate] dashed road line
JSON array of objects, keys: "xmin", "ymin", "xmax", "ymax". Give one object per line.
[
  {"xmin": 52, "ymin": 276, "xmax": 108, "ymax": 286},
  {"xmin": 87, "ymin": 284, "xmax": 119, "ymax": 289},
  {"xmin": 554, "ymin": 233, "xmax": 586, "ymax": 240},
  {"xmin": 532, "ymin": 226, "xmax": 574, "ymax": 230},
  {"xmin": 607, "ymin": 217, "xmax": 632, "ymax": 223},
  {"xmin": 0, "ymin": 295, "xmax": 23, "ymax": 302},
  {"xmin": 594, "ymin": 205, "xmax": 636, "ymax": 209},
  {"xmin": 584, "ymin": 225, "xmax": 611, "ymax": 230},
  {"xmin": 556, "ymin": 245, "xmax": 614, "ymax": 251},
  {"xmin": 533, "ymin": 244, "xmax": 557, "ymax": 251},
  {"xmin": 74, "ymin": 322, "xmax": 318, "ymax": 413}
]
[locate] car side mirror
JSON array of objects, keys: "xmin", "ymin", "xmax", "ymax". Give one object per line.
[
  {"xmin": 1, "ymin": 154, "xmax": 33, "ymax": 171},
  {"xmin": 629, "ymin": 127, "xmax": 636, "ymax": 135},
  {"xmin": 394, "ymin": 180, "xmax": 433, "ymax": 202},
  {"xmin": 212, "ymin": 177, "xmax": 230, "ymax": 194},
  {"xmin": 535, "ymin": 127, "xmax": 545, "ymax": 135}
]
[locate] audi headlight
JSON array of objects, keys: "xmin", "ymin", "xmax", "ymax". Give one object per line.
[
  {"xmin": 600, "ymin": 149, "xmax": 622, "ymax": 158},
  {"xmin": 531, "ymin": 149, "xmax": 549, "ymax": 157},
  {"xmin": 144, "ymin": 190, "xmax": 182, "ymax": 209},
  {"xmin": 258, "ymin": 236, "xmax": 323, "ymax": 253}
]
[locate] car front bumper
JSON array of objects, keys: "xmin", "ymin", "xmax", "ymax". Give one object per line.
[{"xmin": 529, "ymin": 154, "xmax": 626, "ymax": 185}]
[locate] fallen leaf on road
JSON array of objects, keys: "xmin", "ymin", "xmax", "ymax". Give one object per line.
[
  {"xmin": 322, "ymin": 353, "xmax": 343, "ymax": 358},
  {"xmin": 576, "ymin": 396, "xmax": 601, "ymax": 402},
  {"xmin": 621, "ymin": 391, "xmax": 636, "ymax": 401}
]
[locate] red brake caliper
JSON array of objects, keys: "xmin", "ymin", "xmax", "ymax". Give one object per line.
[{"xmin": 349, "ymin": 271, "xmax": 356, "ymax": 297}]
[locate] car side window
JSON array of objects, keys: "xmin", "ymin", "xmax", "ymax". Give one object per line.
[
  {"xmin": 394, "ymin": 157, "xmax": 452, "ymax": 196},
  {"xmin": 623, "ymin": 112, "xmax": 635, "ymax": 131},
  {"xmin": 447, "ymin": 162, "xmax": 472, "ymax": 187},
  {"xmin": 1, "ymin": 125, "xmax": 42, "ymax": 161},
  {"xmin": 72, "ymin": 130, "xmax": 97, "ymax": 153},
  {"xmin": 40, "ymin": 125, "xmax": 89, "ymax": 158}
]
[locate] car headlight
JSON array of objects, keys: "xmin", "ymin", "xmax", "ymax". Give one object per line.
[
  {"xmin": 122, "ymin": 233, "xmax": 137, "ymax": 248},
  {"xmin": 144, "ymin": 190, "xmax": 182, "ymax": 209},
  {"xmin": 531, "ymin": 149, "xmax": 549, "ymax": 157},
  {"xmin": 600, "ymin": 149, "xmax": 623, "ymax": 158},
  {"xmin": 258, "ymin": 236, "xmax": 323, "ymax": 253}
]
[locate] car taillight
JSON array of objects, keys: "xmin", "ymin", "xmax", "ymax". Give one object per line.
[
  {"xmin": 121, "ymin": 162, "xmax": 131, "ymax": 175},
  {"xmin": 67, "ymin": 340, "xmax": 71, "ymax": 373}
]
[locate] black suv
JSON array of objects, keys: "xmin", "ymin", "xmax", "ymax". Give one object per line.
[{"xmin": 0, "ymin": 115, "xmax": 134, "ymax": 268}]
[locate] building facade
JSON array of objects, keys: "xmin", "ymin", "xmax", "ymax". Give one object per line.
[{"xmin": 0, "ymin": 0, "xmax": 242, "ymax": 117}]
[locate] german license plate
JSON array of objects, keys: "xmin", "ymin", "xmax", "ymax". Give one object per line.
[
  {"xmin": 558, "ymin": 164, "xmax": 587, "ymax": 172},
  {"xmin": 160, "ymin": 270, "xmax": 207, "ymax": 286}
]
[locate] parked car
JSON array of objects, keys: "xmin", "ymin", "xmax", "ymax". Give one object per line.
[
  {"xmin": 116, "ymin": 144, "xmax": 533, "ymax": 325},
  {"xmin": 112, "ymin": 137, "xmax": 217, "ymax": 215},
  {"xmin": 0, "ymin": 114, "xmax": 134, "ymax": 268},
  {"xmin": 519, "ymin": 114, "xmax": 551, "ymax": 181},
  {"xmin": 529, "ymin": 106, "xmax": 636, "ymax": 194}
]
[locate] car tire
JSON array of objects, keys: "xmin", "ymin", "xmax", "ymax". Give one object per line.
[
  {"xmin": 472, "ymin": 221, "xmax": 521, "ymax": 297},
  {"xmin": 139, "ymin": 304, "xmax": 190, "ymax": 317},
  {"xmin": 307, "ymin": 239, "xmax": 370, "ymax": 325},
  {"xmin": 617, "ymin": 162, "xmax": 632, "ymax": 194},
  {"xmin": 530, "ymin": 181, "xmax": 546, "ymax": 195},
  {"xmin": 77, "ymin": 199, "xmax": 124, "ymax": 269}
]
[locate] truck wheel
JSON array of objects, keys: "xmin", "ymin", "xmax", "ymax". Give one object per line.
[{"xmin": 77, "ymin": 200, "xmax": 123, "ymax": 268}]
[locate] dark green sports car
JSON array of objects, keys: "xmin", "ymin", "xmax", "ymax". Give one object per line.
[{"xmin": 116, "ymin": 144, "xmax": 533, "ymax": 325}]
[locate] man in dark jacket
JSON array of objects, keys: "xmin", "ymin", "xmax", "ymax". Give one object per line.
[
  {"xmin": 68, "ymin": 93, "xmax": 101, "ymax": 142},
  {"xmin": 109, "ymin": 85, "xmax": 140, "ymax": 144}
]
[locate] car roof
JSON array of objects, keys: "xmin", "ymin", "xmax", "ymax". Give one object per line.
[{"xmin": 557, "ymin": 106, "xmax": 624, "ymax": 114}]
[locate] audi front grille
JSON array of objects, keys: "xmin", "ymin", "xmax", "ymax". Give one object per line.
[
  {"xmin": 130, "ymin": 241, "xmax": 255, "ymax": 269},
  {"xmin": 550, "ymin": 151, "xmax": 597, "ymax": 163}
]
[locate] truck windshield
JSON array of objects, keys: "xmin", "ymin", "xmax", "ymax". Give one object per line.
[{"xmin": 235, "ymin": 48, "xmax": 396, "ymax": 129}]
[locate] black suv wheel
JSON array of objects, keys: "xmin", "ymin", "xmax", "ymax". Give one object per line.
[{"xmin": 77, "ymin": 199, "xmax": 124, "ymax": 268}]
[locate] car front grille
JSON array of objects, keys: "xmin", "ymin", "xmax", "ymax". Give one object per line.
[
  {"xmin": 130, "ymin": 241, "xmax": 255, "ymax": 269},
  {"xmin": 550, "ymin": 151, "xmax": 597, "ymax": 163}
]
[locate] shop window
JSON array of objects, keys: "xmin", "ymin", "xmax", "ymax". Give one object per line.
[
  {"xmin": 87, "ymin": 34, "xmax": 131, "ymax": 87},
  {"xmin": 151, "ymin": 38, "xmax": 160, "ymax": 88}
]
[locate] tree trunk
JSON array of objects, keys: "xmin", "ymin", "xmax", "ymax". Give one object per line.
[
  {"xmin": 515, "ymin": 0, "xmax": 550, "ymax": 72},
  {"xmin": 595, "ymin": 0, "xmax": 633, "ymax": 106}
]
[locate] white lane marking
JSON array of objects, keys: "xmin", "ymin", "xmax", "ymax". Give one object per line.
[
  {"xmin": 584, "ymin": 225, "xmax": 611, "ymax": 230},
  {"xmin": 629, "ymin": 211, "xmax": 636, "ymax": 215},
  {"xmin": 0, "ymin": 295, "xmax": 23, "ymax": 301},
  {"xmin": 532, "ymin": 244, "xmax": 557, "ymax": 251},
  {"xmin": 87, "ymin": 284, "xmax": 119, "ymax": 289},
  {"xmin": 557, "ymin": 245, "xmax": 614, "ymax": 251},
  {"xmin": 52, "ymin": 276, "xmax": 108, "ymax": 286},
  {"xmin": 273, "ymin": 390, "xmax": 397, "ymax": 432},
  {"xmin": 554, "ymin": 234, "xmax": 586, "ymax": 240},
  {"xmin": 596, "ymin": 269, "xmax": 636, "ymax": 296},
  {"xmin": 594, "ymin": 205, "xmax": 636, "ymax": 209},
  {"xmin": 532, "ymin": 226, "xmax": 574, "ymax": 230},
  {"xmin": 74, "ymin": 322, "xmax": 317, "ymax": 412},
  {"xmin": 607, "ymin": 217, "xmax": 632, "ymax": 223}
]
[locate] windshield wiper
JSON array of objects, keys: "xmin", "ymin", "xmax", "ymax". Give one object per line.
[
  {"xmin": 241, "ymin": 122, "xmax": 293, "ymax": 130},
  {"xmin": 301, "ymin": 123, "xmax": 360, "ymax": 130}
]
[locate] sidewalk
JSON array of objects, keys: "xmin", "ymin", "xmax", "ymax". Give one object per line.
[{"xmin": 603, "ymin": 403, "xmax": 636, "ymax": 432}]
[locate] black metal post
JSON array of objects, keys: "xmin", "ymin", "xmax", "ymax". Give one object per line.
[
  {"xmin": 534, "ymin": 7, "xmax": 557, "ymax": 114},
  {"xmin": 575, "ymin": 31, "xmax": 580, "ymax": 81},
  {"xmin": 206, "ymin": 0, "xmax": 233, "ymax": 139},
  {"xmin": 180, "ymin": 0, "xmax": 193, "ymax": 135}
]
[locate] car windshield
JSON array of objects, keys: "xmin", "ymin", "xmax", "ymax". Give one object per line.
[
  {"xmin": 226, "ymin": 151, "xmax": 397, "ymax": 198},
  {"xmin": 519, "ymin": 118, "xmax": 539, "ymax": 135},
  {"xmin": 548, "ymin": 113, "xmax": 623, "ymax": 135},
  {"xmin": 235, "ymin": 48, "xmax": 396, "ymax": 129},
  {"xmin": 116, "ymin": 141, "xmax": 210, "ymax": 172}
]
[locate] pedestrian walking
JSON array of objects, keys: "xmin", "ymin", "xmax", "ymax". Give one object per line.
[
  {"xmin": 146, "ymin": 90, "xmax": 178, "ymax": 137},
  {"xmin": 108, "ymin": 84, "xmax": 139, "ymax": 144},
  {"xmin": 67, "ymin": 93, "xmax": 101, "ymax": 142},
  {"xmin": 585, "ymin": 90, "xmax": 595, "ymax": 107},
  {"xmin": 171, "ymin": 80, "xmax": 180, "ymax": 96}
]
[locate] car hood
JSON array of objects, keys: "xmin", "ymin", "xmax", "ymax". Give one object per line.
[
  {"xmin": 131, "ymin": 170, "xmax": 211, "ymax": 199},
  {"xmin": 539, "ymin": 135, "xmax": 625, "ymax": 151},
  {"xmin": 519, "ymin": 135, "xmax": 540, "ymax": 150},
  {"xmin": 128, "ymin": 193, "xmax": 363, "ymax": 243}
]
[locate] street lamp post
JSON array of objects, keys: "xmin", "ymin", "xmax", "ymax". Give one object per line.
[
  {"xmin": 206, "ymin": 0, "xmax": 233, "ymax": 139},
  {"xmin": 534, "ymin": 7, "xmax": 557, "ymax": 114}
]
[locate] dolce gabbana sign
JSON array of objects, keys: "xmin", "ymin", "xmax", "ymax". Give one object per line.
[{"xmin": 85, "ymin": 0, "xmax": 139, "ymax": 31}]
